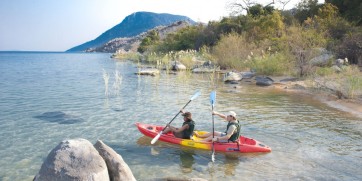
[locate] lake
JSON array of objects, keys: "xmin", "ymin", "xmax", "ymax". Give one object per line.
[{"xmin": 0, "ymin": 52, "xmax": 361, "ymax": 180}]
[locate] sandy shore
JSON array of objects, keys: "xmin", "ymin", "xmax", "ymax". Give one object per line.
[{"xmin": 271, "ymin": 78, "xmax": 362, "ymax": 119}]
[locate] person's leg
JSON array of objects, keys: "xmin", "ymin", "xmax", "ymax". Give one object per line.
[
  {"xmin": 200, "ymin": 132, "xmax": 222, "ymax": 142},
  {"xmin": 162, "ymin": 127, "xmax": 172, "ymax": 134},
  {"xmin": 195, "ymin": 132, "xmax": 211, "ymax": 138}
]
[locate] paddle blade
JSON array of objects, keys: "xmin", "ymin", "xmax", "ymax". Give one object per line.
[
  {"xmin": 151, "ymin": 132, "xmax": 162, "ymax": 144},
  {"xmin": 190, "ymin": 90, "xmax": 201, "ymax": 101},
  {"xmin": 211, "ymin": 152, "xmax": 215, "ymax": 162},
  {"xmin": 210, "ymin": 91, "xmax": 216, "ymax": 107}
]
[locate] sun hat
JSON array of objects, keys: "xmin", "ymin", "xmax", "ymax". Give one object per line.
[
  {"xmin": 228, "ymin": 111, "xmax": 237, "ymax": 119},
  {"xmin": 182, "ymin": 112, "xmax": 192, "ymax": 119}
]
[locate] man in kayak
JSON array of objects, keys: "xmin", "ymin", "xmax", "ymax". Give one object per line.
[
  {"xmin": 162, "ymin": 110, "xmax": 195, "ymax": 139},
  {"xmin": 194, "ymin": 111, "xmax": 240, "ymax": 143}
]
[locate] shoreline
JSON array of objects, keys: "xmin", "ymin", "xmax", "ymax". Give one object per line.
[{"xmin": 271, "ymin": 78, "xmax": 362, "ymax": 119}]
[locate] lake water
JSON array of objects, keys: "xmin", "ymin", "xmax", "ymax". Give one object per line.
[{"xmin": 0, "ymin": 52, "xmax": 361, "ymax": 181}]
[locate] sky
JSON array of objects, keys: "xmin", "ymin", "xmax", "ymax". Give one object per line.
[{"xmin": 0, "ymin": 0, "xmax": 321, "ymax": 51}]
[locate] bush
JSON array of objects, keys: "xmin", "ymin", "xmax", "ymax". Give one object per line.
[
  {"xmin": 247, "ymin": 53, "xmax": 292, "ymax": 76},
  {"xmin": 335, "ymin": 31, "xmax": 362, "ymax": 65},
  {"xmin": 340, "ymin": 66, "xmax": 362, "ymax": 98},
  {"xmin": 211, "ymin": 33, "xmax": 256, "ymax": 70}
]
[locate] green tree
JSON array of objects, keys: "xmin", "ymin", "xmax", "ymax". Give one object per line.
[
  {"xmin": 326, "ymin": 0, "xmax": 362, "ymax": 25},
  {"xmin": 138, "ymin": 30, "xmax": 160, "ymax": 53},
  {"xmin": 294, "ymin": 0, "xmax": 322, "ymax": 23}
]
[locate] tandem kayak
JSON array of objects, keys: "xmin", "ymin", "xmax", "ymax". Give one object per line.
[{"xmin": 136, "ymin": 122, "xmax": 271, "ymax": 153}]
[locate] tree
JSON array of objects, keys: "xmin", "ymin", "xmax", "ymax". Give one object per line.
[
  {"xmin": 294, "ymin": 0, "xmax": 322, "ymax": 23},
  {"xmin": 138, "ymin": 30, "xmax": 160, "ymax": 53},
  {"xmin": 326, "ymin": 0, "xmax": 362, "ymax": 25}
]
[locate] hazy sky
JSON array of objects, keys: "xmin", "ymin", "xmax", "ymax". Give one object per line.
[{"xmin": 0, "ymin": 0, "xmax": 315, "ymax": 51}]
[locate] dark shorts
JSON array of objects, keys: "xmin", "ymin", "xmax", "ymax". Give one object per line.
[{"xmin": 173, "ymin": 132, "xmax": 190, "ymax": 139}]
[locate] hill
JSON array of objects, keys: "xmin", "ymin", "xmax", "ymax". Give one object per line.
[
  {"xmin": 66, "ymin": 11, "xmax": 194, "ymax": 52},
  {"xmin": 85, "ymin": 21, "xmax": 192, "ymax": 53}
]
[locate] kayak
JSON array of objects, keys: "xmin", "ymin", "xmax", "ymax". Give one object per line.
[{"xmin": 136, "ymin": 122, "xmax": 271, "ymax": 153}]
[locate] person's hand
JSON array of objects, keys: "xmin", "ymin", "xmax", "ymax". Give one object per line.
[
  {"xmin": 212, "ymin": 111, "xmax": 217, "ymax": 115},
  {"xmin": 180, "ymin": 109, "xmax": 185, "ymax": 113},
  {"xmin": 212, "ymin": 137, "xmax": 218, "ymax": 142}
]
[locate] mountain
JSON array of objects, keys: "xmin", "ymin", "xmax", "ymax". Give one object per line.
[
  {"xmin": 66, "ymin": 11, "xmax": 195, "ymax": 52},
  {"xmin": 85, "ymin": 21, "xmax": 193, "ymax": 53}
]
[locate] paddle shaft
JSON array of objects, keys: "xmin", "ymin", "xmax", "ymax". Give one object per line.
[
  {"xmin": 211, "ymin": 103, "xmax": 215, "ymax": 160},
  {"xmin": 161, "ymin": 99, "xmax": 192, "ymax": 132}
]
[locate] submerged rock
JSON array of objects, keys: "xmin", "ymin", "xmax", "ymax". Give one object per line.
[
  {"xmin": 136, "ymin": 68, "xmax": 160, "ymax": 76},
  {"xmin": 34, "ymin": 139, "xmax": 109, "ymax": 181},
  {"xmin": 34, "ymin": 111, "xmax": 84, "ymax": 124}
]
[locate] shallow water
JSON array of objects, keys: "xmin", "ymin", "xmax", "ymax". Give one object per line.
[{"xmin": 0, "ymin": 52, "xmax": 361, "ymax": 181}]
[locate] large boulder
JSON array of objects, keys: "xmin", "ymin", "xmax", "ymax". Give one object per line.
[
  {"xmin": 255, "ymin": 76, "xmax": 274, "ymax": 86},
  {"xmin": 34, "ymin": 139, "xmax": 109, "ymax": 181},
  {"xmin": 171, "ymin": 61, "xmax": 187, "ymax": 71},
  {"xmin": 223, "ymin": 71, "xmax": 242, "ymax": 83},
  {"xmin": 310, "ymin": 54, "xmax": 334, "ymax": 67},
  {"xmin": 94, "ymin": 140, "xmax": 136, "ymax": 181}
]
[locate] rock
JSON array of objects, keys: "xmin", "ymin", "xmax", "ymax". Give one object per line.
[
  {"xmin": 280, "ymin": 77, "xmax": 299, "ymax": 82},
  {"xmin": 310, "ymin": 54, "xmax": 334, "ymax": 67},
  {"xmin": 241, "ymin": 71, "xmax": 255, "ymax": 79},
  {"xmin": 331, "ymin": 65, "xmax": 342, "ymax": 73},
  {"xmin": 150, "ymin": 177, "xmax": 208, "ymax": 181},
  {"xmin": 223, "ymin": 71, "xmax": 242, "ymax": 82},
  {"xmin": 255, "ymin": 76, "xmax": 274, "ymax": 86},
  {"xmin": 192, "ymin": 67, "xmax": 219, "ymax": 73},
  {"xmin": 94, "ymin": 140, "xmax": 136, "ymax": 181},
  {"xmin": 136, "ymin": 68, "xmax": 160, "ymax": 76},
  {"xmin": 171, "ymin": 61, "xmax": 187, "ymax": 71},
  {"xmin": 34, "ymin": 139, "xmax": 109, "ymax": 181}
]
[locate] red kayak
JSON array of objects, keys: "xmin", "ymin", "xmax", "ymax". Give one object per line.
[{"xmin": 136, "ymin": 122, "xmax": 271, "ymax": 153}]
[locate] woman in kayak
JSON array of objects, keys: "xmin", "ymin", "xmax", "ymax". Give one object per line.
[
  {"xmin": 194, "ymin": 111, "xmax": 240, "ymax": 143},
  {"xmin": 162, "ymin": 110, "xmax": 195, "ymax": 139}
]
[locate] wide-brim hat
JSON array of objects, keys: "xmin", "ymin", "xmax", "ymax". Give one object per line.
[{"xmin": 228, "ymin": 111, "xmax": 237, "ymax": 119}]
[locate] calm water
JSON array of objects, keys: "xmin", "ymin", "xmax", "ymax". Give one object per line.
[{"xmin": 0, "ymin": 52, "xmax": 361, "ymax": 181}]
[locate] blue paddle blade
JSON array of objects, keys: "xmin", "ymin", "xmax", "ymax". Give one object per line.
[
  {"xmin": 210, "ymin": 91, "xmax": 216, "ymax": 107},
  {"xmin": 190, "ymin": 90, "xmax": 201, "ymax": 101}
]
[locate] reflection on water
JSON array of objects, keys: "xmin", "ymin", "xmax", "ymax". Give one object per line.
[{"xmin": 179, "ymin": 149, "xmax": 195, "ymax": 173}]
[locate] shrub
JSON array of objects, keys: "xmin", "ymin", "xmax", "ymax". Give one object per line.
[
  {"xmin": 247, "ymin": 53, "xmax": 292, "ymax": 76},
  {"xmin": 212, "ymin": 33, "xmax": 256, "ymax": 70},
  {"xmin": 339, "ymin": 66, "xmax": 362, "ymax": 98}
]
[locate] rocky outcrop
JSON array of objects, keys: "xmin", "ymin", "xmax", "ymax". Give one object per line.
[
  {"xmin": 255, "ymin": 76, "xmax": 274, "ymax": 86},
  {"xmin": 171, "ymin": 61, "xmax": 187, "ymax": 71},
  {"xmin": 136, "ymin": 68, "xmax": 160, "ymax": 76},
  {"xmin": 223, "ymin": 71, "xmax": 242, "ymax": 83},
  {"xmin": 310, "ymin": 54, "xmax": 334, "ymax": 67},
  {"xmin": 94, "ymin": 140, "xmax": 136, "ymax": 181},
  {"xmin": 34, "ymin": 139, "xmax": 109, "ymax": 181}
]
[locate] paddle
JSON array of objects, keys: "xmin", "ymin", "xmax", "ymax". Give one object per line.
[
  {"xmin": 210, "ymin": 91, "xmax": 216, "ymax": 162},
  {"xmin": 151, "ymin": 90, "xmax": 201, "ymax": 144}
]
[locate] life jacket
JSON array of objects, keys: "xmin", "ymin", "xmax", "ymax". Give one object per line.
[
  {"xmin": 225, "ymin": 120, "xmax": 240, "ymax": 142},
  {"xmin": 182, "ymin": 120, "xmax": 195, "ymax": 139}
]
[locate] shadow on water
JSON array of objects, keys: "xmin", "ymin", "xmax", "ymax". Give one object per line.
[
  {"xmin": 112, "ymin": 108, "xmax": 126, "ymax": 112},
  {"xmin": 34, "ymin": 111, "xmax": 84, "ymax": 124}
]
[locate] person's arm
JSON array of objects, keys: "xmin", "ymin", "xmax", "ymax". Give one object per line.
[
  {"xmin": 213, "ymin": 125, "xmax": 236, "ymax": 142},
  {"xmin": 169, "ymin": 124, "xmax": 189, "ymax": 133},
  {"xmin": 212, "ymin": 111, "xmax": 227, "ymax": 120}
]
